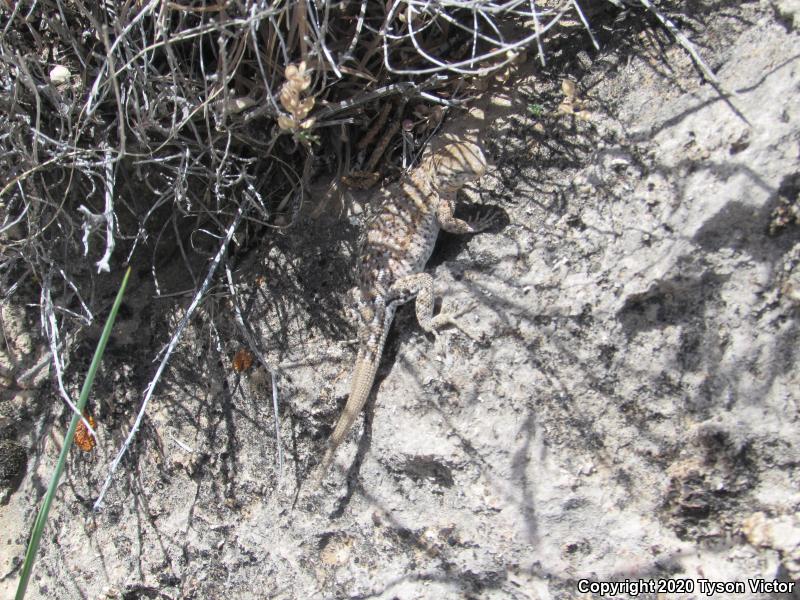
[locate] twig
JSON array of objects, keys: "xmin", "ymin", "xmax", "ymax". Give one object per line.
[
  {"xmin": 96, "ymin": 149, "xmax": 116, "ymax": 274},
  {"xmin": 382, "ymin": 0, "xmax": 573, "ymax": 75},
  {"xmin": 93, "ymin": 202, "xmax": 248, "ymax": 510},
  {"xmin": 636, "ymin": 0, "xmax": 720, "ymax": 85},
  {"xmin": 529, "ymin": 0, "xmax": 546, "ymax": 66},
  {"xmin": 40, "ymin": 273, "xmax": 98, "ymax": 438},
  {"xmin": 572, "ymin": 0, "xmax": 599, "ymax": 50},
  {"xmin": 223, "ymin": 259, "xmax": 283, "ymax": 480}
]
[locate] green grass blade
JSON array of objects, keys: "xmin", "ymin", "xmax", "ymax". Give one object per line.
[{"xmin": 15, "ymin": 266, "xmax": 132, "ymax": 600}]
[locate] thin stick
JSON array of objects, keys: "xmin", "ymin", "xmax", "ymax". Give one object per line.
[
  {"xmin": 95, "ymin": 148, "xmax": 116, "ymax": 273},
  {"xmin": 40, "ymin": 274, "xmax": 98, "ymax": 439},
  {"xmin": 93, "ymin": 204, "xmax": 248, "ymax": 510},
  {"xmin": 572, "ymin": 0, "xmax": 599, "ymax": 51},
  {"xmin": 530, "ymin": 0, "xmax": 546, "ymax": 66},
  {"xmin": 223, "ymin": 260, "xmax": 284, "ymax": 480},
  {"xmin": 637, "ymin": 0, "xmax": 720, "ymax": 85}
]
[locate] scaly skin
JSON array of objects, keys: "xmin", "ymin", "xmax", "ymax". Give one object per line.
[{"xmin": 315, "ymin": 141, "xmax": 490, "ymax": 484}]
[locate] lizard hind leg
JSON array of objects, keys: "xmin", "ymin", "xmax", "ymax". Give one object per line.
[{"xmin": 389, "ymin": 273, "xmax": 477, "ymax": 340}]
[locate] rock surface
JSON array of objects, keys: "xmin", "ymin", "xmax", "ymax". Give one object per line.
[{"xmin": 2, "ymin": 2, "xmax": 799, "ymax": 599}]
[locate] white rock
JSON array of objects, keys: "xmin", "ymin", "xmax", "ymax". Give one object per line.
[{"xmin": 49, "ymin": 64, "xmax": 70, "ymax": 85}]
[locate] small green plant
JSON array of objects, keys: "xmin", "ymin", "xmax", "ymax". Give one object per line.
[
  {"xmin": 527, "ymin": 103, "xmax": 545, "ymax": 117},
  {"xmin": 15, "ymin": 266, "xmax": 131, "ymax": 600},
  {"xmin": 295, "ymin": 129, "xmax": 321, "ymax": 147}
]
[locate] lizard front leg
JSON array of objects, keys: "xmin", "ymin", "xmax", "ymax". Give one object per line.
[{"xmin": 436, "ymin": 194, "xmax": 495, "ymax": 234}]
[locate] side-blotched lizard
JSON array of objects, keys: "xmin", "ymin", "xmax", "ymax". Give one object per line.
[{"xmin": 314, "ymin": 140, "xmax": 491, "ymax": 483}]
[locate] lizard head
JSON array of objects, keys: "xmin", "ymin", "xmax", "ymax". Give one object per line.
[{"xmin": 433, "ymin": 141, "xmax": 487, "ymax": 193}]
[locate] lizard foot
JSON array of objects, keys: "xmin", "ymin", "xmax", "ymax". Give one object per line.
[
  {"xmin": 466, "ymin": 208, "xmax": 500, "ymax": 233},
  {"xmin": 429, "ymin": 303, "xmax": 480, "ymax": 341}
]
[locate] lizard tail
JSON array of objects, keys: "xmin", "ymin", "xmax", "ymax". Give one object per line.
[
  {"xmin": 317, "ymin": 353, "xmax": 381, "ymax": 476},
  {"xmin": 312, "ymin": 303, "xmax": 396, "ymax": 488}
]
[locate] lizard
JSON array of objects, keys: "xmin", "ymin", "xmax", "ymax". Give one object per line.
[{"xmin": 313, "ymin": 139, "xmax": 492, "ymax": 485}]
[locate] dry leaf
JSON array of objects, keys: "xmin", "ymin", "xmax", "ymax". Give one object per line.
[
  {"xmin": 74, "ymin": 411, "xmax": 97, "ymax": 452},
  {"xmin": 277, "ymin": 115, "xmax": 295, "ymax": 131},
  {"xmin": 232, "ymin": 349, "xmax": 254, "ymax": 372}
]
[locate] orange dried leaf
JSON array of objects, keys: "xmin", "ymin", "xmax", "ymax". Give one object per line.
[
  {"xmin": 232, "ymin": 349, "xmax": 254, "ymax": 372},
  {"xmin": 74, "ymin": 412, "xmax": 97, "ymax": 452}
]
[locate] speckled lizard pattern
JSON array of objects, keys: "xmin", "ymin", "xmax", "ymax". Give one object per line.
[{"xmin": 315, "ymin": 140, "xmax": 491, "ymax": 483}]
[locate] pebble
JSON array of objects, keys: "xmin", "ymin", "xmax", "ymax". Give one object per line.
[{"xmin": 49, "ymin": 64, "xmax": 70, "ymax": 85}]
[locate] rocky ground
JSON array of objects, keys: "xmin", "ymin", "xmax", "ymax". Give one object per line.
[{"xmin": 2, "ymin": 1, "xmax": 800, "ymax": 598}]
